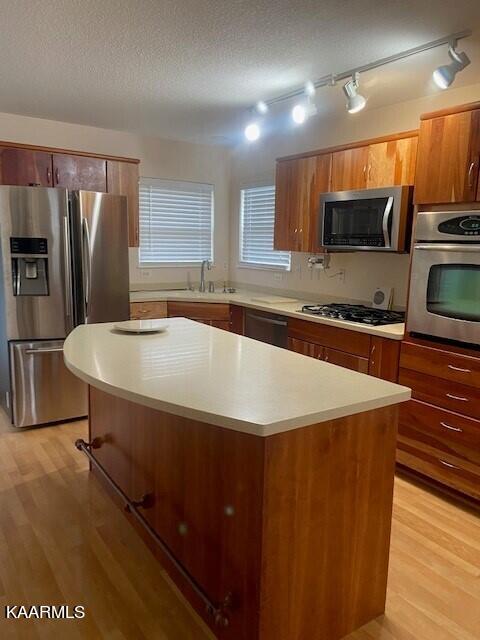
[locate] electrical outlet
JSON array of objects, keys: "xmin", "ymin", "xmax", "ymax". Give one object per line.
[
  {"xmin": 141, "ymin": 270, "xmax": 151, "ymax": 278},
  {"xmin": 338, "ymin": 269, "xmax": 345, "ymax": 283},
  {"xmin": 273, "ymin": 272, "xmax": 283, "ymax": 282}
]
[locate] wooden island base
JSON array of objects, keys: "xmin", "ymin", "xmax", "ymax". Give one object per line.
[{"xmin": 85, "ymin": 386, "xmax": 398, "ymax": 640}]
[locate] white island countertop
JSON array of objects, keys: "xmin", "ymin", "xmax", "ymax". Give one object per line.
[{"xmin": 64, "ymin": 318, "xmax": 411, "ymax": 436}]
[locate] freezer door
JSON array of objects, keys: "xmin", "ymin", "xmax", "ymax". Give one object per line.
[
  {"xmin": 71, "ymin": 191, "xmax": 129, "ymax": 324},
  {"xmin": 9, "ymin": 340, "xmax": 88, "ymax": 428},
  {"xmin": 0, "ymin": 186, "xmax": 73, "ymax": 339}
]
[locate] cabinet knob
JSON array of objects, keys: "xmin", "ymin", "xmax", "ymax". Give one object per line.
[
  {"xmin": 224, "ymin": 505, "xmax": 235, "ymax": 517},
  {"xmin": 178, "ymin": 522, "xmax": 188, "ymax": 536}
]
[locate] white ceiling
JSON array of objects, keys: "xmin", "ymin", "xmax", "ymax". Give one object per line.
[{"xmin": 0, "ymin": 0, "xmax": 479, "ymax": 145}]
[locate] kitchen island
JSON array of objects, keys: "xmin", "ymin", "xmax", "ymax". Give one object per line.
[{"xmin": 64, "ymin": 318, "xmax": 410, "ymax": 640}]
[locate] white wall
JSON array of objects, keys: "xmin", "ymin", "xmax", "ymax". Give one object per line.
[
  {"xmin": 229, "ymin": 82, "xmax": 480, "ymax": 307},
  {"xmin": 0, "ymin": 111, "xmax": 231, "ymax": 290}
]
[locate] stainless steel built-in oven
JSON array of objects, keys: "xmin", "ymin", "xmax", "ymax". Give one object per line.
[
  {"xmin": 319, "ymin": 186, "xmax": 413, "ymax": 251},
  {"xmin": 407, "ymin": 210, "xmax": 480, "ymax": 346}
]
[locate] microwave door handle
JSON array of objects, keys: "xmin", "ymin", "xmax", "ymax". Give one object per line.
[{"xmin": 382, "ymin": 197, "xmax": 394, "ymax": 248}]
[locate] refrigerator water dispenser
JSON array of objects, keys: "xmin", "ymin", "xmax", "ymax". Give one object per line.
[{"xmin": 10, "ymin": 236, "xmax": 49, "ymax": 296}]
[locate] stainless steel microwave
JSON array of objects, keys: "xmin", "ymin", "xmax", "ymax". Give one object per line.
[
  {"xmin": 319, "ymin": 185, "xmax": 413, "ymax": 252},
  {"xmin": 407, "ymin": 210, "xmax": 480, "ymax": 346}
]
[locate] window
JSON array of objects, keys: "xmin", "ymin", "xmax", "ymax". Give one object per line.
[
  {"xmin": 139, "ymin": 178, "xmax": 214, "ymax": 265},
  {"xmin": 239, "ymin": 185, "xmax": 291, "ymax": 270}
]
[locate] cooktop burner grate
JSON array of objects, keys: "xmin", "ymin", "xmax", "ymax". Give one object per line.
[{"xmin": 300, "ymin": 303, "xmax": 405, "ymax": 326}]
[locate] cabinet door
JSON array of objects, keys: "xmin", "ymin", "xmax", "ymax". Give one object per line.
[
  {"xmin": 52, "ymin": 153, "xmax": 107, "ymax": 191},
  {"xmin": 330, "ymin": 146, "xmax": 369, "ymax": 191},
  {"xmin": 130, "ymin": 301, "xmax": 168, "ymax": 319},
  {"xmin": 322, "ymin": 347, "xmax": 369, "ymax": 373},
  {"xmin": 107, "ymin": 160, "xmax": 139, "ymax": 247},
  {"xmin": 287, "ymin": 337, "xmax": 320, "ymax": 358},
  {"xmin": 274, "ymin": 154, "xmax": 331, "ymax": 252},
  {"xmin": 273, "ymin": 160, "xmax": 293, "ymax": 251},
  {"xmin": 366, "ymin": 137, "xmax": 418, "ymax": 187},
  {"xmin": 414, "ymin": 110, "xmax": 480, "ymax": 204},
  {"xmin": 0, "ymin": 147, "xmax": 53, "ymax": 186}
]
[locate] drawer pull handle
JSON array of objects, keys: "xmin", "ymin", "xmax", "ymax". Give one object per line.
[
  {"xmin": 447, "ymin": 364, "xmax": 471, "ymax": 373},
  {"xmin": 439, "ymin": 459, "xmax": 460, "ymax": 470},
  {"xmin": 440, "ymin": 421, "xmax": 463, "ymax": 433},
  {"xmin": 446, "ymin": 393, "xmax": 469, "ymax": 402}
]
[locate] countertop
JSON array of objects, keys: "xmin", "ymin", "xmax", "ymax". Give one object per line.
[
  {"xmin": 64, "ymin": 318, "xmax": 411, "ymax": 436},
  {"xmin": 129, "ymin": 289, "xmax": 405, "ymax": 340}
]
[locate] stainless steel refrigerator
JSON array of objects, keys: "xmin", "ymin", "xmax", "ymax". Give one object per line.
[{"xmin": 0, "ymin": 186, "xmax": 130, "ymax": 427}]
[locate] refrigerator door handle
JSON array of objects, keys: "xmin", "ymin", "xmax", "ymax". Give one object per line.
[
  {"xmin": 82, "ymin": 217, "xmax": 92, "ymax": 319},
  {"xmin": 25, "ymin": 347, "xmax": 64, "ymax": 354},
  {"xmin": 63, "ymin": 216, "xmax": 73, "ymax": 321}
]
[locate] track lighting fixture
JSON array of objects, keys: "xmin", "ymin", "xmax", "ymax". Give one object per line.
[
  {"xmin": 433, "ymin": 44, "xmax": 470, "ymax": 89},
  {"xmin": 243, "ymin": 30, "xmax": 471, "ymax": 140},
  {"xmin": 244, "ymin": 122, "xmax": 260, "ymax": 141},
  {"xmin": 343, "ymin": 73, "xmax": 366, "ymax": 114},
  {"xmin": 255, "ymin": 101, "xmax": 268, "ymax": 115}
]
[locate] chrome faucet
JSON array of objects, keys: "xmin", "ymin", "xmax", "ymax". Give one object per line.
[{"xmin": 199, "ymin": 259, "xmax": 212, "ymax": 292}]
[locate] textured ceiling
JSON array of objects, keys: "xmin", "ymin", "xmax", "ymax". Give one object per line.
[{"xmin": 0, "ymin": 0, "xmax": 479, "ymax": 145}]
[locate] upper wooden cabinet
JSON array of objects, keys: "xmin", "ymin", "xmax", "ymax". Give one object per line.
[
  {"xmin": 0, "ymin": 147, "xmax": 53, "ymax": 186},
  {"xmin": 331, "ymin": 137, "xmax": 417, "ymax": 191},
  {"xmin": 52, "ymin": 153, "xmax": 107, "ymax": 191},
  {"xmin": 274, "ymin": 131, "xmax": 417, "ymax": 252},
  {"xmin": 107, "ymin": 160, "xmax": 139, "ymax": 247},
  {"xmin": 274, "ymin": 153, "xmax": 331, "ymax": 252},
  {"xmin": 414, "ymin": 104, "xmax": 480, "ymax": 204},
  {"xmin": 366, "ymin": 137, "xmax": 418, "ymax": 188},
  {"xmin": 331, "ymin": 146, "xmax": 369, "ymax": 191}
]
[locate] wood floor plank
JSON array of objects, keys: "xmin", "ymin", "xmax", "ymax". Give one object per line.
[{"xmin": 0, "ymin": 410, "xmax": 479, "ymax": 639}]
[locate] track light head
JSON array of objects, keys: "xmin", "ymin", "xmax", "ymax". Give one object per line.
[
  {"xmin": 433, "ymin": 44, "xmax": 470, "ymax": 89},
  {"xmin": 292, "ymin": 104, "xmax": 307, "ymax": 124},
  {"xmin": 304, "ymin": 81, "xmax": 316, "ymax": 97},
  {"xmin": 255, "ymin": 100, "xmax": 269, "ymax": 115},
  {"xmin": 244, "ymin": 122, "xmax": 260, "ymax": 142},
  {"xmin": 343, "ymin": 73, "xmax": 366, "ymax": 114}
]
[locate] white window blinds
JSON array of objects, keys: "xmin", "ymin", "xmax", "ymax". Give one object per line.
[
  {"xmin": 239, "ymin": 185, "xmax": 291, "ymax": 270},
  {"xmin": 139, "ymin": 178, "xmax": 214, "ymax": 265}
]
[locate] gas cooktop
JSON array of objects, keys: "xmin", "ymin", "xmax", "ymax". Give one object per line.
[{"xmin": 300, "ymin": 304, "xmax": 405, "ymax": 326}]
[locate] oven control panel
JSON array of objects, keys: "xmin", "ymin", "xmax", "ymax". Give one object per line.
[{"xmin": 438, "ymin": 215, "xmax": 480, "ymax": 236}]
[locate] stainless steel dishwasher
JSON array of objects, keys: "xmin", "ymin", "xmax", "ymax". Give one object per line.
[{"xmin": 244, "ymin": 309, "xmax": 288, "ymax": 348}]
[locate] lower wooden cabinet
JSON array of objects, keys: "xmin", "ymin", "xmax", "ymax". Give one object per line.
[
  {"xmin": 398, "ymin": 399, "xmax": 480, "ymax": 500},
  {"xmin": 167, "ymin": 301, "xmax": 231, "ymax": 330},
  {"xmin": 323, "ymin": 347, "xmax": 369, "ymax": 373},
  {"xmin": 287, "ymin": 319, "xmax": 399, "ymax": 379},
  {"xmin": 130, "ymin": 301, "xmax": 168, "ymax": 319},
  {"xmin": 397, "ymin": 340, "xmax": 480, "ymax": 500}
]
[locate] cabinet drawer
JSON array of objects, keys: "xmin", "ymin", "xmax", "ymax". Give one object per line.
[
  {"xmin": 400, "ymin": 341, "xmax": 480, "ymax": 388},
  {"xmin": 130, "ymin": 301, "xmax": 168, "ymax": 319},
  {"xmin": 167, "ymin": 301, "xmax": 230, "ymax": 321},
  {"xmin": 397, "ymin": 444, "xmax": 480, "ymax": 500},
  {"xmin": 323, "ymin": 347, "xmax": 369, "ymax": 373},
  {"xmin": 287, "ymin": 318, "xmax": 371, "ymax": 357},
  {"xmin": 399, "ymin": 399, "xmax": 480, "ymax": 465},
  {"xmin": 399, "ymin": 368, "xmax": 480, "ymax": 419}
]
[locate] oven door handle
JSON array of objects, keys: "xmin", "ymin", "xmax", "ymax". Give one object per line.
[
  {"xmin": 414, "ymin": 244, "xmax": 480, "ymax": 252},
  {"xmin": 382, "ymin": 197, "xmax": 394, "ymax": 248}
]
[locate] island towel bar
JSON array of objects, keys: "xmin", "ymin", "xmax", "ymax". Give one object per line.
[{"xmin": 75, "ymin": 438, "xmax": 232, "ymax": 627}]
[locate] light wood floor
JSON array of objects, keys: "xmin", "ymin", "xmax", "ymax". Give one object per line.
[{"xmin": 0, "ymin": 412, "xmax": 479, "ymax": 640}]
